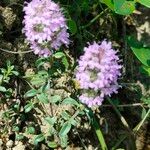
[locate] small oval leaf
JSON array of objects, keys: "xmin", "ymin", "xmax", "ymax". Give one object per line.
[
  {"xmin": 34, "ymin": 134, "xmax": 45, "ymax": 145},
  {"xmin": 62, "ymin": 97, "xmax": 79, "ymax": 106},
  {"xmin": 68, "ymin": 19, "xmax": 77, "ymax": 35},
  {"xmin": 48, "ymin": 141, "xmax": 57, "ymax": 148},
  {"xmin": 50, "ymin": 95, "xmax": 61, "ymax": 103},
  {"xmin": 54, "ymin": 52, "xmax": 65, "ymax": 59},
  {"xmin": 25, "ymin": 89, "xmax": 37, "ymax": 98},
  {"xmin": 0, "ymin": 86, "xmax": 6, "ymax": 92},
  {"xmin": 37, "ymin": 93, "xmax": 49, "ymax": 104},
  {"xmin": 45, "ymin": 116, "xmax": 57, "ymax": 125},
  {"xmin": 59, "ymin": 122, "xmax": 72, "ymax": 136},
  {"xmin": 24, "ymin": 103, "xmax": 34, "ymax": 113}
]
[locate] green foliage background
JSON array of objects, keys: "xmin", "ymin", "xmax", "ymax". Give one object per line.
[{"xmin": 0, "ymin": 0, "xmax": 150, "ymax": 149}]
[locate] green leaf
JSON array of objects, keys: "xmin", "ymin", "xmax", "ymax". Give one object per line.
[
  {"xmin": 12, "ymin": 71, "xmax": 19, "ymax": 76},
  {"xmin": 62, "ymin": 97, "xmax": 79, "ymax": 106},
  {"xmin": 114, "ymin": 0, "xmax": 135, "ymax": 15},
  {"xmin": 10, "ymin": 65, "xmax": 14, "ymax": 70},
  {"xmin": 25, "ymin": 89, "xmax": 37, "ymax": 98},
  {"xmin": 132, "ymin": 47, "xmax": 150, "ymax": 67},
  {"xmin": 14, "ymin": 104, "xmax": 20, "ymax": 110},
  {"xmin": 141, "ymin": 107, "xmax": 147, "ymax": 119},
  {"xmin": 68, "ymin": 19, "xmax": 77, "ymax": 35},
  {"xmin": 127, "ymin": 36, "xmax": 143, "ymax": 48},
  {"xmin": 27, "ymin": 126, "xmax": 35, "ymax": 134},
  {"xmin": 34, "ymin": 134, "xmax": 45, "ymax": 145},
  {"xmin": 142, "ymin": 97, "xmax": 150, "ymax": 105},
  {"xmin": 139, "ymin": 66, "xmax": 150, "ymax": 76},
  {"xmin": 0, "ymin": 86, "xmax": 7, "ymax": 92},
  {"xmin": 128, "ymin": 37, "xmax": 150, "ymax": 67},
  {"xmin": 24, "ymin": 103, "xmax": 34, "ymax": 113},
  {"xmin": 81, "ymin": 0, "xmax": 90, "ymax": 12},
  {"xmin": 38, "ymin": 70, "xmax": 48, "ymax": 77},
  {"xmin": 31, "ymin": 76, "xmax": 45, "ymax": 86},
  {"xmin": 45, "ymin": 116, "xmax": 57, "ymax": 125},
  {"xmin": 37, "ymin": 93, "xmax": 49, "ymax": 104},
  {"xmin": 48, "ymin": 141, "xmax": 57, "ymax": 148},
  {"xmin": 50, "ymin": 95, "xmax": 61, "ymax": 103},
  {"xmin": 62, "ymin": 57, "xmax": 69, "ymax": 70},
  {"xmin": 60, "ymin": 135, "xmax": 68, "ymax": 148},
  {"xmin": 70, "ymin": 118, "xmax": 77, "ymax": 126},
  {"xmin": 12, "ymin": 125, "xmax": 20, "ymax": 132},
  {"xmin": 16, "ymin": 134, "xmax": 24, "ymax": 141},
  {"xmin": 35, "ymin": 57, "xmax": 48, "ymax": 68},
  {"xmin": 137, "ymin": 0, "xmax": 150, "ymax": 8},
  {"xmin": 0, "ymin": 75, "xmax": 3, "ymax": 82},
  {"xmin": 43, "ymin": 81, "xmax": 50, "ymax": 91},
  {"xmin": 61, "ymin": 111, "xmax": 71, "ymax": 120},
  {"xmin": 100, "ymin": 0, "xmax": 114, "ymax": 10},
  {"xmin": 0, "ymin": 68, "xmax": 6, "ymax": 74},
  {"xmin": 59, "ymin": 122, "xmax": 72, "ymax": 136},
  {"xmin": 54, "ymin": 52, "xmax": 65, "ymax": 59}
]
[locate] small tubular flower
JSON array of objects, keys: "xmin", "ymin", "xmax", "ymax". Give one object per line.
[
  {"xmin": 23, "ymin": 0, "xmax": 69, "ymax": 57},
  {"xmin": 76, "ymin": 40, "xmax": 122, "ymax": 107}
]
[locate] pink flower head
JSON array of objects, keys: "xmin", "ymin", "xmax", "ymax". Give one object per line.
[
  {"xmin": 23, "ymin": 0, "xmax": 69, "ymax": 57},
  {"xmin": 76, "ymin": 40, "xmax": 122, "ymax": 107}
]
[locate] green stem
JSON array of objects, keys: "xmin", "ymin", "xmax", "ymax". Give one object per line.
[
  {"xmin": 107, "ymin": 98, "xmax": 136, "ymax": 149},
  {"xmin": 107, "ymin": 97, "xmax": 129, "ymax": 128},
  {"xmin": 80, "ymin": 8, "xmax": 108, "ymax": 29},
  {"xmin": 0, "ymin": 48, "xmax": 33, "ymax": 54},
  {"xmin": 112, "ymin": 134, "xmax": 127, "ymax": 150},
  {"xmin": 102, "ymin": 103, "xmax": 144, "ymax": 107},
  {"xmin": 134, "ymin": 108, "xmax": 150, "ymax": 132},
  {"xmin": 112, "ymin": 108, "xmax": 150, "ymax": 148},
  {"xmin": 90, "ymin": 110, "xmax": 108, "ymax": 150}
]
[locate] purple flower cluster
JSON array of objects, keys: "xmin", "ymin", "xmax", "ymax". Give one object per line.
[
  {"xmin": 23, "ymin": 0, "xmax": 69, "ymax": 57},
  {"xmin": 76, "ymin": 41, "xmax": 122, "ymax": 107}
]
